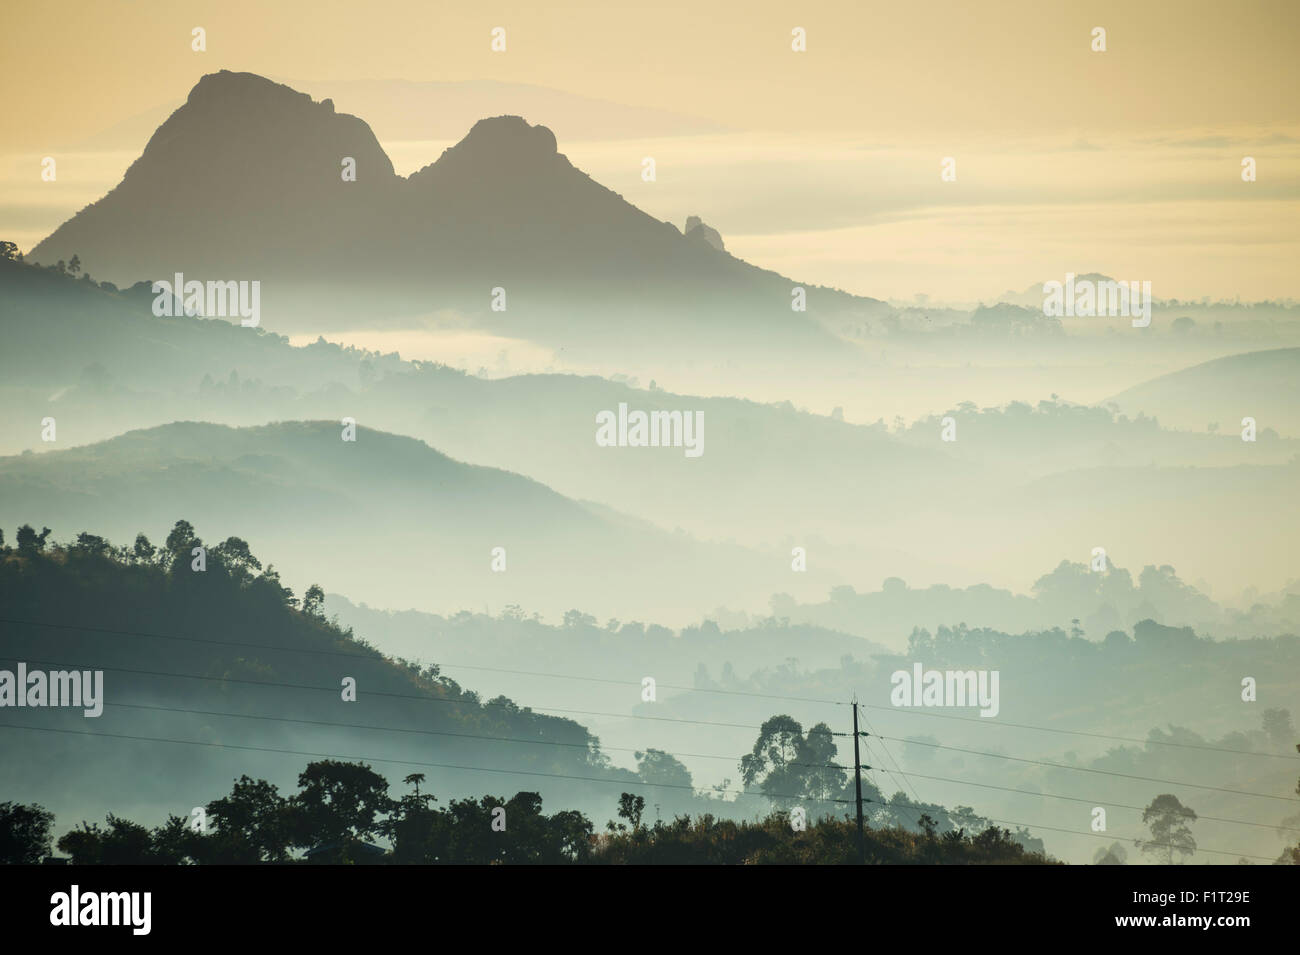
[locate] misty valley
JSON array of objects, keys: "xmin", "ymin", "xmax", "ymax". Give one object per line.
[{"xmin": 0, "ymin": 12, "xmax": 1297, "ymax": 918}]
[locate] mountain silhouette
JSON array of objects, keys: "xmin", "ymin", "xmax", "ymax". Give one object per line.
[
  {"xmin": 35, "ymin": 72, "xmax": 398, "ymax": 283},
  {"xmin": 30, "ymin": 71, "xmax": 873, "ymax": 348}
]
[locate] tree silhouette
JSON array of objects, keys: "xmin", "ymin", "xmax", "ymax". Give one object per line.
[
  {"xmin": 288, "ymin": 760, "xmax": 393, "ymax": 857},
  {"xmin": 132, "ymin": 533, "xmax": 157, "ymax": 563},
  {"xmin": 741, "ymin": 715, "xmax": 803, "ymax": 791},
  {"xmin": 0, "ymin": 802, "xmax": 55, "ymax": 864},
  {"xmin": 635, "ymin": 748, "xmax": 692, "ymax": 789},
  {"xmin": 740, "ymin": 715, "xmax": 847, "ymax": 807},
  {"xmin": 206, "ymin": 775, "xmax": 292, "ymax": 863},
  {"xmin": 57, "ymin": 814, "xmax": 154, "ymax": 864},
  {"xmin": 617, "ymin": 792, "xmax": 645, "ymax": 831},
  {"xmin": 210, "ymin": 535, "xmax": 262, "ymax": 584},
  {"xmin": 163, "ymin": 519, "xmax": 200, "ymax": 569},
  {"xmin": 70, "ymin": 532, "xmax": 111, "ymax": 559},
  {"xmin": 383, "ymin": 775, "xmax": 440, "ymax": 863},
  {"xmin": 14, "ymin": 524, "xmax": 51, "ymax": 555},
  {"xmin": 16, "ymin": 765, "xmax": 1057, "ymax": 865},
  {"xmin": 302, "ymin": 583, "xmax": 326, "ymax": 616},
  {"xmin": 1136, "ymin": 794, "xmax": 1197, "ymax": 864}
]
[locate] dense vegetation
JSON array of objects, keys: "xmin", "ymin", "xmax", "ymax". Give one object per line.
[
  {"xmin": 13, "ymin": 749, "xmax": 1292, "ymax": 864},
  {"xmin": 4, "ymin": 524, "xmax": 1293, "ymax": 864},
  {"xmin": 0, "ymin": 763, "xmax": 1058, "ymax": 865},
  {"xmin": 0, "ymin": 523, "xmax": 1075, "ymax": 855},
  {"xmin": 0, "ymin": 520, "xmax": 637, "ymax": 819}
]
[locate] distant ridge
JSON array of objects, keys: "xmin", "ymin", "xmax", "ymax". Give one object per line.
[
  {"xmin": 1105, "ymin": 347, "xmax": 1300, "ymax": 436},
  {"xmin": 31, "ymin": 71, "xmax": 879, "ymax": 345}
]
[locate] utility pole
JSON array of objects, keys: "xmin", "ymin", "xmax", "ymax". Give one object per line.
[{"xmin": 852, "ymin": 699, "xmax": 866, "ymax": 865}]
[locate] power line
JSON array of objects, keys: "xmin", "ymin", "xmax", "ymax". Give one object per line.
[
  {"xmin": 872, "ymin": 733, "xmax": 1298, "ymax": 803},
  {"xmin": 91, "ymin": 702, "xmax": 1300, "ymax": 837},
  {"xmin": 876, "ymin": 768, "xmax": 1300, "ymax": 835},
  {"xmin": 861, "ymin": 794, "xmax": 1281, "ymax": 863},
  {"xmin": 104, "ymin": 700, "xmax": 815, "ymax": 769},
  {"xmin": 858, "ymin": 716, "xmax": 928, "ymax": 827},
  {"xmin": 7, "ymin": 649, "xmax": 1295, "ymax": 804},
  {"xmin": 4, "ymin": 641, "xmax": 1290, "ymax": 857},
  {"xmin": 857, "ymin": 789, "xmax": 1274, "ymax": 867},
  {"xmin": 1, "ymin": 654, "xmax": 776, "ymax": 733},
  {"xmin": 851, "ymin": 700, "xmax": 865, "ymax": 863},
  {"xmin": 853, "ymin": 697, "xmax": 1300, "ymax": 761},
  {"xmin": 0, "ymin": 721, "xmax": 848, "ymax": 806},
  {"xmin": 7, "ymin": 644, "xmax": 1295, "ymax": 808},
  {"xmin": 0, "ymin": 721, "xmax": 1279, "ymax": 863},
  {"xmin": 5, "ymin": 614, "xmax": 1293, "ymax": 761},
  {"xmin": 0, "ymin": 615, "xmax": 845, "ymax": 707}
]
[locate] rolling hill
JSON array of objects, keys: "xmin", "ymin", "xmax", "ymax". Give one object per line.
[
  {"xmin": 0, "ymin": 420, "xmax": 788, "ymax": 622},
  {"xmin": 1106, "ymin": 347, "xmax": 1300, "ymax": 437}
]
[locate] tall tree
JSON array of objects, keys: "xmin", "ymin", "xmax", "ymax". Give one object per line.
[
  {"xmin": 288, "ymin": 760, "xmax": 392, "ymax": 853},
  {"xmin": 616, "ymin": 793, "xmax": 645, "ymax": 831},
  {"xmin": 741, "ymin": 715, "xmax": 847, "ymax": 808},
  {"xmin": 741, "ymin": 715, "xmax": 805, "ymax": 804},
  {"xmin": 163, "ymin": 519, "xmax": 201, "ymax": 569},
  {"xmin": 302, "ymin": 583, "xmax": 326, "ymax": 616},
  {"xmin": 206, "ymin": 775, "xmax": 292, "ymax": 863},
  {"xmin": 1136, "ymin": 794, "xmax": 1197, "ymax": 864}
]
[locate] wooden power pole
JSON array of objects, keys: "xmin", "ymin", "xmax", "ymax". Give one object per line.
[{"xmin": 852, "ymin": 699, "xmax": 866, "ymax": 864}]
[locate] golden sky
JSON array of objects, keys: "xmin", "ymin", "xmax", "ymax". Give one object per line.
[
  {"xmin": 3, "ymin": 0, "xmax": 1298, "ymax": 145},
  {"xmin": 2, "ymin": 0, "xmax": 1297, "ymax": 300}
]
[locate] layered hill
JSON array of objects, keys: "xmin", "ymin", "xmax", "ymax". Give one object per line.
[
  {"xmin": 0, "ymin": 256, "xmax": 947, "ymax": 595},
  {"xmin": 0, "ymin": 528, "xmax": 640, "ymax": 831},
  {"xmin": 4, "ymin": 258, "xmax": 1297, "ymax": 601},
  {"xmin": 0, "ymin": 420, "xmax": 789, "ymax": 622}
]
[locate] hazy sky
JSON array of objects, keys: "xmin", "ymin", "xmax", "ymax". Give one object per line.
[{"xmin": 2, "ymin": 0, "xmax": 1298, "ymax": 300}]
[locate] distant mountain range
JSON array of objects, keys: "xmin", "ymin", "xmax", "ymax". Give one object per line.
[
  {"xmin": 4, "ymin": 257, "xmax": 1298, "ymax": 604},
  {"xmin": 31, "ymin": 70, "xmax": 875, "ymax": 349},
  {"xmin": 0, "ymin": 420, "xmax": 788, "ymax": 622}
]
